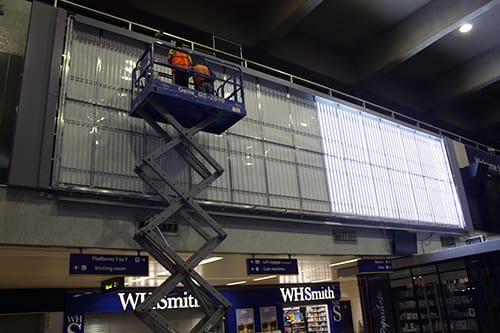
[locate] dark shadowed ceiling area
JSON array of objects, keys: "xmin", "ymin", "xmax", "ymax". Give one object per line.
[{"xmin": 57, "ymin": 0, "xmax": 500, "ymax": 150}]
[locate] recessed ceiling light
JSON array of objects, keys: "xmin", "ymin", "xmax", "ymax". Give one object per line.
[
  {"xmin": 329, "ymin": 258, "xmax": 359, "ymax": 267},
  {"xmin": 124, "ymin": 276, "xmax": 151, "ymax": 286},
  {"xmin": 198, "ymin": 256, "xmax": 223, "ymax": 265},
  {"xmin": 226, "ymin": 280, "xmax": 247, "ymax": 286},
  {"xmin": 253, "ymin": 275, "xmax": 277, "ymax": 281},
  {"xmin": 157, "ymin": 270, "xmax": 171, "ymax": 277},
  {"xmin": 459, "ymin": 23, "xmax": 473, "ymax": 33}
]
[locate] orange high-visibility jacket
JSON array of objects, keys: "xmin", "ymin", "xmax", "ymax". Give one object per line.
[
  {"xmin": 168, "ymin": 49, "xmax": 192, "ymax": 72},
  {"xmin": 192, "ymin": 64, "xmax": 211, "ymax": 86}
]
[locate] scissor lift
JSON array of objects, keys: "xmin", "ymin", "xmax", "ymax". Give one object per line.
[{"xmin": 130, "ymin": 42, "xmax": 246, "ymax": 333}]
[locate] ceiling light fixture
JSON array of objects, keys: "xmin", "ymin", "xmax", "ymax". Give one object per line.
[
  {"xmin": 124, "ymin": 276, "xmax": 151, "ymax": 286},
  {"xmin": 198, "ymin": 256, "xmax": 223, "ymax": 265},
  {"xmin": 252, "ymin": 275, "xmax": 277, "ymax": 281},
  {"xmin": 226, "ymin": 280, "xmax": 247, "ymax": 286},
  {"xmin": 459, "ymin": 23, "xmax": 473, "ymax": 33},
  {"xmin": 157, "ymin": 271, "xmax": 171, "ymax": 277},
  {"xmin": 329, "ymin": 258, "xmax": 359, "ymax": 267}
]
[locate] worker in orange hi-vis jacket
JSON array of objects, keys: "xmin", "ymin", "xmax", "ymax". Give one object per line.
[
  {"xmin": 167, "ymin": 41, "xmax": 192, "ymax": 87},
  {"xmin": 192, "ymin": 62, "xmax": 214, "ymax": 94}
]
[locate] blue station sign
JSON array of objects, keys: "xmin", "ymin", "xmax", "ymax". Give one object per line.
[
  {"xmin": 69, "ymin": 253, "xmax": 149, "ymax": 275},
  {"xmin": 358, "ymin": 259, "xmax": 392, "ymax": 273},
  {"xmin": 246, "ymin": 258, "xmax": 298, "ymax": 275}
]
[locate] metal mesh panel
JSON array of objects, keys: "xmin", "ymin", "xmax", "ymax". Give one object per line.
[
  {"xmin": 228, "ymin": 118, "xmax": 262, "ymax": 139},
  {"xmin": 56, "ymin": 20, "xmax": 324, "ymax": 213},
  {"xmin": 241, "ymin": 75, "xmax": 260, "ymax": 121},
  {"xmin": 50, "ymin": 17, "xmax": 466, "ymax": 229},
  {"xmin": 58, "ymin": 123, "xmax": 92, "ymax": 185},
  {"xmin": 259, "ymin": 81, "xmax": 291, "ymax": 128},
  {"xmin": 228, "ymin": 76, "xmax": 261, "ymax": 138},
  {"xmin": 93, "ymin": 128, "xmax": 144, "ymax": 192},
  {"xmin": 228, "ymin": 135, "xmax": 267, "ymax": 195},
  {"xmin": 265, "ymin": 143, "xmax": 300, "ymax": 209},
  {"xmin": 289, "ymin": 90, "xmax": 320, "ymax": 134},
  {"xmin": 192, "ymin": 132, "xmax": 231, "ymax": 203},
  {"xmin": 54, "ymin": 21, "xmax": 146, "ymax": 192}
]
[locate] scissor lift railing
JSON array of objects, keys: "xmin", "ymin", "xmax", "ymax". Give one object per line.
[{"xmin": 130, "ymin": 42, "xmax": 246, "ymax": 333}]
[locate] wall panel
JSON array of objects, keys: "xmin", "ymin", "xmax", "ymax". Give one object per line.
[
  {"xmin": 288, "ymin": 91, "xmax": 319, "ymax": 135},
  {"xmin": 228, "ymin": 134, "xmax": 268, "ymax": 204},
  {"xmin": 259, "ymin": 81, "xmax": 291, "ymax": 128},
  {"xmin": 229, "ymin": 119, "xmax": 262, "ymax": 139},
  {"xmin": 240, "ymin": 75, "xmax": 260, "ymax": 122}
]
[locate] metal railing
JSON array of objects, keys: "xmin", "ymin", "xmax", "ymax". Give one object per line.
[{"xmin": 55, "ymin": 0, "xmax": 499, "ymax": 155}]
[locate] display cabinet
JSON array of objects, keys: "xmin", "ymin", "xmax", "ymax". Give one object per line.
[
  {"xmin": 390, "ymin": 240, "xmax": 500, "ymax": 333},
  {"xmin": 391, "ymin": 266, "xmax": 447, "ymax": 333},
  {"xmin": 393, "ymin": 283, "xmax": 444, "ymax": 333},
  {"xmin": 306, "ymin": 305, "xmax": 329, "ymax": 333},
  {"xmin": 284, "ymin": 305, "xmax": 331, "ymax": 333},
  {"xmin": 284, "ymin": 306, "xmax": 306, "ymax": 333},
  {"xmin": 440, "ymin": 273, "xmax": 479, "ymax": 332},
  {"xmin": 391, "ymin": 263, "xmax": 481, "ymax": 333}
]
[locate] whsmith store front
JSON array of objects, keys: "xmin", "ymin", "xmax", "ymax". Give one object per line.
[{"xmin": 64, "ymin": 283, "xmax": 345, "ymax": 333}]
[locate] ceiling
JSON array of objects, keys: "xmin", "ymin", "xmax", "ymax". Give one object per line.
[
  {"xmin": 0, "ymin": 245, "xmax": 359, "ymax": 289},
  {"xmin": 57, "ymin": 0, "xmax": 500, "ymax": 150}
]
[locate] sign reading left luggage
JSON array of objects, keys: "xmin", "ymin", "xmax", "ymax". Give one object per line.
[{"xmin": 69, "ymin": 254, "xmax": 149, "ymax": 275}]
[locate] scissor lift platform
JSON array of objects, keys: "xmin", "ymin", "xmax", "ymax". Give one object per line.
[
  {"xmin": 130, "ymin": 43, "xmax": 246, "ymax": 134},
  {"xmin": 129, "ymin": 42, "xmax": 245, "ymax": 333}
]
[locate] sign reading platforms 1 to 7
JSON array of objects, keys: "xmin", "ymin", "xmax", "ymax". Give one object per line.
[
  {"xmin": 246, "ymin": 258, "xmax": 298, "ymax": 275},
  {"xmin": 69, "ymin": 254, "xmax": 149, "ymax": 275}
]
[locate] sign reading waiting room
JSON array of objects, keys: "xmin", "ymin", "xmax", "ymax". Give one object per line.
[{"xmin": 69, "ymin": 253, "xmax": 149, "ymax": 275}]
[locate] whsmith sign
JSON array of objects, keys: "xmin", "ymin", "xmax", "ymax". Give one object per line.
[
  {"xmin": 64, "ymin": 283, "xmax": 342, "ymax": 333},
  {"xmin": 118, "ymin": 291, "xmax": 200, "ymax": 311},
  {"xmin": 64, "ymin": 290, "xmax": 198, "ymax": 333},
  {"xmin": 279, "ymin": 285, "xmax": 337, "ymax": 303}
]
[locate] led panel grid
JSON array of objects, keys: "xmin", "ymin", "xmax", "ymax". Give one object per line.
[{"xmin": 317, "ymin": 99, "xmax": 466, "ymax": 228}]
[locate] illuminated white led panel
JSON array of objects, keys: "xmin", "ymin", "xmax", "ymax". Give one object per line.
[{"xmin": 317, "ymin": 99, "xmax": 466, "ymax": 228}]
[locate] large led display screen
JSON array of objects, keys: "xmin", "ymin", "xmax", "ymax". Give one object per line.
[
  {"xmin": 317, "ymin": 98, "xmax": 466, "ymax": 229},
  {"xmin": 48, "ymin": 16, "xmax": 469, "ymax": 231}
]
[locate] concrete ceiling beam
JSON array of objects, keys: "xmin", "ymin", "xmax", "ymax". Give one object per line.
[
  {"xmin": 356, "ymin": 0, "xmax": 500, "ymax": 82},
  {"xmin": 256, "ymin": 0, "xmax": 323, "ymax": 49},
  {"xmin": 425, "ymin": 44, "xmax": 500, "ymax": 109}
]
